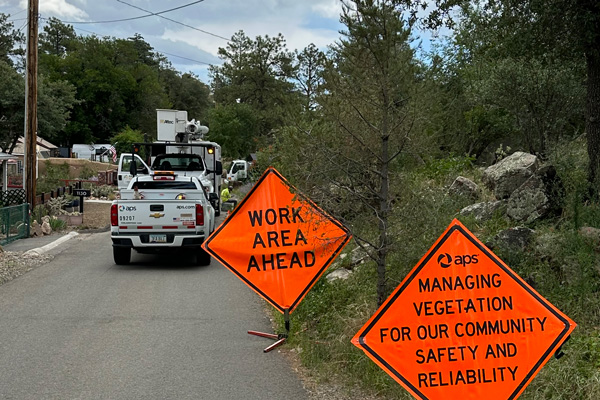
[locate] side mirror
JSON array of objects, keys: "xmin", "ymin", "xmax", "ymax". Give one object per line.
[{"xmin": 207, "ymin": 161, "xmax": 223, "ymax": 175}]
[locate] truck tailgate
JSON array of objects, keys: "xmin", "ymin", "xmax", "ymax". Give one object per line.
[{"xmin": 116, "ymin": 200, "xmax": 199, "ymax": 231}]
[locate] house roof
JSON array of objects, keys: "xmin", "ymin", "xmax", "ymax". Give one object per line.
[
  {"xmin": 0, "ymin": 152, "xmax": 17, "ymax": 160},
  {"xmin": 16, "ymin": 136, "xmax": 58, "ymax": 150}
]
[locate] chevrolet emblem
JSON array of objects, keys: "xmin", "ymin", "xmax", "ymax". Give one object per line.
[{"xmin": 149, "ymin": 213, "xmax": 165, "ymax": 218}]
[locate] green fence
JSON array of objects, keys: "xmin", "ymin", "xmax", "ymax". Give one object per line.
[{"xmin": 0, "ymin": 204, "xmax": 30, "ymax": 246}]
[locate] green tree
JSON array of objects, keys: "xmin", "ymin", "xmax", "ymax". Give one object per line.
[
  {"xmin": 209, "ymin": 31, "xmax": 296, "ymax": 148},
  {"xmin": 37, "ymin": 76, "xmax": 78, "ymax": 144},
  {"xmin": 440, "ymin": 4, "xmax": 584, "ymax": 158},
  {"xmin": 206, "ymin": 103, "xmax": 258, "ymax": 158},
  {"xmin": 275, "ymin": 0, "xmax": 419, "ymax": 306},
  {"xmin": 160, "ymin": 68, "xmax": 212, "ymax": 123},
  {"xmin": 110, "ymin": 126, "xmax": 144, "ymax": 156},
  {"xmin": 0, "ymin": 60, "xmax": 24, "ymax": 152},
  {"xmin": 293, "ymin": 43, "xmax": 327, "ymax": 112},
  {"xmin": 422, "ymin": 0, "xmax": 599, "ymax": 190},
  {"xmin": 0, "ymin": 13, "xmax": 25, "ymax": 67},
  {"xmin": 42, "ymin": 33, "xmax": 170, "ymax": 144},
  {"xmin": 39, "ymin": 17, "xmax": 76, "ymax": 57}
]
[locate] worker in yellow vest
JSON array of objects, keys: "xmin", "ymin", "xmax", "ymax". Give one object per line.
[{"xmin": 221, "ymin": 185, "xmax": 232, "ymax": 202}]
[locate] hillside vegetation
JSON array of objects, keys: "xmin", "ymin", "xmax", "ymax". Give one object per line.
[{"xmin": 274, "ymin": 138, "xmax": 600, "ymax": 399}]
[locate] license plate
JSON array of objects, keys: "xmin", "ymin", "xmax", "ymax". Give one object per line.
[{"xmin": 149, "ymin": 234, "xmax": 167, "ymax": 243}]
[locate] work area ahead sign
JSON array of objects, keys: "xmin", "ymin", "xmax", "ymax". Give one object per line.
[
  {"xmin": 203, "ymin": 167, "xmax": 351, "ymax": 313},
  {"xmin": 352, "ymin": 219, "xmax": 576, "ymax": 400}
]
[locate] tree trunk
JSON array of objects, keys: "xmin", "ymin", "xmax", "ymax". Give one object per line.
[
  {"xmin": 377, "ymin": 108, "xmax": 390, "ymax": 307},
  {"xmin": 587, "ymin": 44, "xmax": 600, "ymax": 196}
]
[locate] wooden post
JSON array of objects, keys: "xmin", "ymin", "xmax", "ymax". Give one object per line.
[{"xmin": 24, "ymin": 0, "xmax": 39, "ymax": 208}]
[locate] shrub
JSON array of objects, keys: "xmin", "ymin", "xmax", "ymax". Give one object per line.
[
  {"xmin": 37, "ymin": 161, "xmax": 70, "ymax": 194},
  {"xmin": 46, "ymin": 196, "xmax": 70, "ymax": 216},
  {"xmin": 78, "ymin": 165, "xmax": 96, "ymax": 180},
  {"xmin": 92, "ymin": 185, "xmax": 116, "ymax": 198},
  {"xmin": 31, "ymin": 204, "xmax": 48, "ymax": 224},
  {"xmin": 48, "ymin": 216, "xmax": 67, "ymax": 231}
]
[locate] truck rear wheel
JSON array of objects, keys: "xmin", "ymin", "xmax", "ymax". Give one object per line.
[
  {"xmin": 114, "ymin": 247, "xmax": 131, "ymax": 265},
  {"xmin": 196, "ymin": 247, "xmax": 211, "ymax": 266}
]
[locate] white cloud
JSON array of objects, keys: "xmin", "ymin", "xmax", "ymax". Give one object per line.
[
  {"xmin": 160, "ymin": 1, "xmax": 343, "ymax": 60},
  {"xmin": 311, "ymin": 0, "xmax": 343, "ymax": 19},
  {"xmin": 21, "ymin": 0, "xmax": 88, "ymax": 20}
]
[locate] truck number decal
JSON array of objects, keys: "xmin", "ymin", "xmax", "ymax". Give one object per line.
[{"xmin": 119, "ymin": 215, "xmax": 136, "ymax": 221}]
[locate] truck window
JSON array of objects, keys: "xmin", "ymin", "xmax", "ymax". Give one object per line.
[
  {"xmin": 232, "ymin": 163, "xmax": 245, "ymax": 173},
  {"xmin": 135, "ymin": 181, "xmax": 198, "ymax": 190},
  {"xmin": 122, "ymin": 155, "xmax": 147, "ymax": 173},
  {"xmin": 152, "ymin": 155, "xmax": 205, "ymax": 171}
]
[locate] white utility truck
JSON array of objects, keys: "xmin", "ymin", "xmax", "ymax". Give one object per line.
[
  {"xmin": 226, "ymin": 159, "xmax": 252, "ymax": 183},
  {"xmin": 117, "ymin": 109, "xmax": 224, "ymax": 214},
  {"xmin": 110, "ymin": 171, "xmax": 216, "ymax": 266}
]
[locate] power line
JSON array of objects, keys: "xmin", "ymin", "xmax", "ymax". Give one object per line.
[
  {"xmin": 115, "ymin": 0, "xmax": 230, "ymax": 41},
  {"xmin": 58, "ymin": 0, "xmax": 208, "ymax": 25},
  {"xmin": 159, "ymin": 51, "xmax": 212, "ymax": 66},
  {"xmin": 117, "ymin": 0, "xmax": 206, "ymax": 16}
]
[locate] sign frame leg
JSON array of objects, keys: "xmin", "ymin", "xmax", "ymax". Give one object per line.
[{"xmin": 248, "ymin": 309, "xmax": 290, "ymax": 353}]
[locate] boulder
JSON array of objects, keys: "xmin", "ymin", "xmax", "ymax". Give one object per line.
[
  {"xmin": 482, "ymin": 152, "xmax": 540, "ymax": 199},
  {"xmin": 489, "ymin": 227, "xmax": 535, "ymax": 251},
  {"xmin": 41, "ymin": 221, "xmax": 52, "ymax": 235},
  {"xmin": 506, "ymin": 165, "xmax": 564, "ymax": 223},
  {"xmin": 460, "ymin": 201, "xmax": 506, "ymax": 221},
  {"xmin": 449, "ymin": 176, "xmax": 479, "ymax": 200},
  {"xmin": 30, "ymin": 221, "xmax": 43, "ymax": 237},
  {"xmin": 579, "ymin": 226, "xmax": 600, "ymax": 246},
  {"xmin": 326, "ymin": 268, "xmax": 353, "ymax": 282}
]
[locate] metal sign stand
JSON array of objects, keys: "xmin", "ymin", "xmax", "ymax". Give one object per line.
[{"xmin": 248, "ymin": 309, "xmax": 290, "ymax": 353}]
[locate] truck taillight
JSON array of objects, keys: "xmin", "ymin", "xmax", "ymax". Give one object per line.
[
  {"xmin": 111, "ymin": 204, "xmax": 118, "ymax": 226},
  {"xmin": 195, "ymin": 204, "xmax": 204, "ymax": 226}
]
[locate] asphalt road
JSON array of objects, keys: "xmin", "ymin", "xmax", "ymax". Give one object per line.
[{"xmin": 0, "ymin": 229, "xmax": 309, "ymax": 399}]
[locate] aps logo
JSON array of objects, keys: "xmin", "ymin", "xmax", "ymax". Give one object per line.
[
  {"xmin": 118, "ymin": 205, "xmax": 137, "ymax": 212},
  {"xmin": 437, "ymin": 252, "xmax": 479, "ymax": 268}
]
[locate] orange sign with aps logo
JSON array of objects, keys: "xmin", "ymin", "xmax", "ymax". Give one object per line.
[
  {"xmin": 203, "ymin": 167, "xmax": 351, "ymax": 313},
  {"xmin": 352, "ymin": 219, "xmax": 576, "ymax": 400}
]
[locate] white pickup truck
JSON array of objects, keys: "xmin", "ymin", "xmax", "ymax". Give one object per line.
[{"xmin": 110, "ymin": 171, "xmax": 216, "ymax": 266}]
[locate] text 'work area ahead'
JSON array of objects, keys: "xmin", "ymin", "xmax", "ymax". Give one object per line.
[
  {"xmin": 203, "ymin": 167, "xmax": 351, "ymax": 313},
  {"xmin": 352, "ymin": 219, "xmax": 576, "ymax": 400}
]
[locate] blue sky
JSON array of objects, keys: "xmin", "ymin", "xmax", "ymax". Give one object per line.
[{"xmin": 3, "ymin": 0, "xmax": 446, "ymax": 83}]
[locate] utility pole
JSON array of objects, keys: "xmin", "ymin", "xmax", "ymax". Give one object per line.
[{"xmin": 24, "ymin": 0, "xmax": 39, "ymax": 207}]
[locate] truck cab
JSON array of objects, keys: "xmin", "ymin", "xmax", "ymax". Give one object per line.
[
  {"xmin": 227, "ymin": 160, "xmax": 251, "ymax": 183},
  {"xmin": 117, "ymin": 153, "xmax": 149, "ymax": 191},
  {"xmin": 117, "ymin": 151, "xmax": 219, "ymax": 212}
]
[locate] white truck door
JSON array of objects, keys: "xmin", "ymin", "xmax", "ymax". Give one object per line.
[
  {"xmin": 117, "ymin": 153, "xmax": 151, "ymax": 190},
  {"xmin": 228, "ymin": 161, "xmax": 248, "ymax": 181}
]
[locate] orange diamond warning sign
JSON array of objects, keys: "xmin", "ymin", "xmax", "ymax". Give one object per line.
[
  {"xmin": 352, "ymin": 219, "xmax": 576, "ymax": 400},
  {"xmin": 203, "ymin": 167, "xmax": 351, "ymax": 313}
]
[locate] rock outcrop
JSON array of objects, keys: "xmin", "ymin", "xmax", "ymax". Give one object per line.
[
  {"xmin": 449, "ymin": 176, "xmax": 479, "ymax": 200},
  {"xmin": 482, "ymin": 152, "xmax": 540, "ymax": 199}
]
